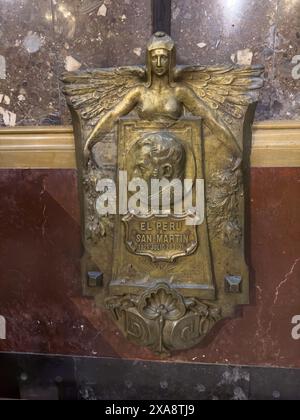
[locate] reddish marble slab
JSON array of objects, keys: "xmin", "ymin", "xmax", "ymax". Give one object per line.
[{"xmin": 0, "ymin": 168, "xmax": 299, "ymax": 368}]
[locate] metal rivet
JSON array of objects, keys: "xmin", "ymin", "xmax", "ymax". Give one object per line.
[
  {"xmin": 225, "ymin": 275, "xmax": 242, "ymax": 293},
  {"xmin": 87, "ymin": 271, "xmax": 103, "ymax": 288}
]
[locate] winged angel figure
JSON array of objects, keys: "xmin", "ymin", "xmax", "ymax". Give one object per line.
[{"xmin": 62, "ymin": 32, "xmax": 263, "ymax": 164}]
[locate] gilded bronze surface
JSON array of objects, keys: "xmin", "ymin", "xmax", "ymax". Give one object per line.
[
  {"xmin": 122, "ymin": 213, "xmax": 198, "ymax": 262},
  {"xmin": 62, "ymin": 32, "xmax": 264, "ymax": 355}
]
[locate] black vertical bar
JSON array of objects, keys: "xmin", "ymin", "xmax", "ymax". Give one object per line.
[{"xmin": 152, "ymin": 0, "xmax": 171, "ymax": 34}]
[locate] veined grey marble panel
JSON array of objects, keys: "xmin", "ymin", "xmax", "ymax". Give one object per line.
[
  {"xmin": 52, "ymin": 0, "xmax": 152, "ymax": 124},
  {"xmin": 0, "ymin": 0, "xmax": 151, "ymax": 126},
  {"xmin": 0, "ymin": 1, "xmax": 299, "ymax": 125},
  {"xmin": 272, "ymin": 0, "xmax": 300, "ymax": 120},
  {"xmin": 0, "ymin": 0, "xmax": 60, "ymax": 126},
  {"xmin": 171, "ymin": 0, "xmax": 300, "ymax": 121}
]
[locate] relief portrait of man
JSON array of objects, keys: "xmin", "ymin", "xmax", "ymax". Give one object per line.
[{"xmin": 131, "ymin": 132, "xmax": 186, "ymax": 186}]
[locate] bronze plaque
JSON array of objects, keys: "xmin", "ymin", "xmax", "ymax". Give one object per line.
[{"xmin": 62, "ymin": 32, "xmax": 264, "ymax": 355}]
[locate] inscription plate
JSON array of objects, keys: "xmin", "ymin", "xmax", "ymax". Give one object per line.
[
  {"xmin": 110, "ymin": 118, "xmax": 215, "ymax": 301},
  {"xmin": 123, "ymin": 213, "xmax": 198, "ymax": 262}
]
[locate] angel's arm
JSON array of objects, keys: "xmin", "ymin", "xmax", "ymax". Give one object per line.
[
  {"xmin": 177, "ymin": 86, "xmax": 241, "ymax": 156},
  {"xmin": 84, "ymin": 87, "xmax": 141, "ymax": 153}
]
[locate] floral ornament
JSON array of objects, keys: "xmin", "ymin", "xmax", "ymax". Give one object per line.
[
  {"xmin": 106, "ymin": 295, "xmax": 137, "ymax": 321},
  {"xmin": 106, "ymin": 286, "xmax": 222, "ymax": 354},
  {"xmin": 185, "ymin": 297, "xmax": 221, "ymax": 336},
  {"xmin": 138, "ymin": 283, "xmax": 186, "ymax": 354},
  {"xmin": 83, "ymin": 165, "xmax": 114, "ymax": 243},
  {"xmin": 206, "ymin": 156, "xmax": 243, "ymax": 246},
  {"xmin": 138, "ymin": 283, "xmax": 186, "ymax": 321}
]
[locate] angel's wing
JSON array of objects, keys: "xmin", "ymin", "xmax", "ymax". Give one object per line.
[
  {"xmin": 62, "ymin": 66, "xmax": 146, "ymax": 125},
  {"xmin": 175, "ymin": 65, "xmax": 264, "ymax": 121}
]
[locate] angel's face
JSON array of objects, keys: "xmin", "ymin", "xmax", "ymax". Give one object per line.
[{"xmin": 151, "ymin": 48, "xmax": 169, "ymax": 77}]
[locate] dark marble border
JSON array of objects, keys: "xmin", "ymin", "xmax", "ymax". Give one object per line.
[{"xmin": 1, "ymin": 351, "xmax": 300, "ymax": 400}]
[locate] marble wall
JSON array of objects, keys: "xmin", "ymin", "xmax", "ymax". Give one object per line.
[
  {"xmin": 0, "ymin": 0, "xmax": 299, "ymax": 126},
  {"xmin": 172, "ymin": 0, "xmax": 300, "ymax": 120},
  {"xmin": 0, "ymin": 1, "xmax": 300, "ymax": 370},
  {"xmin": 0, "ymin": 168, "xmax": 299, "ymax": 367}
]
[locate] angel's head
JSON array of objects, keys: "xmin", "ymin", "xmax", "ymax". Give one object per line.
[{"xmin": 146, "ymin": 32, "xmax": 176, "ymax": 85}]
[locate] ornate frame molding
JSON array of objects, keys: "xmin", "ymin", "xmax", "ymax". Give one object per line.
[{"xmin": 0, "ymin": 121, "xmax": 299, "ymax": 169}]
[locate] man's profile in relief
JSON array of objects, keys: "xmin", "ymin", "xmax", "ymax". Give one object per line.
[{"xmin": 132, "ymin": 132, "xmax": 186, "ymax": 185}]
